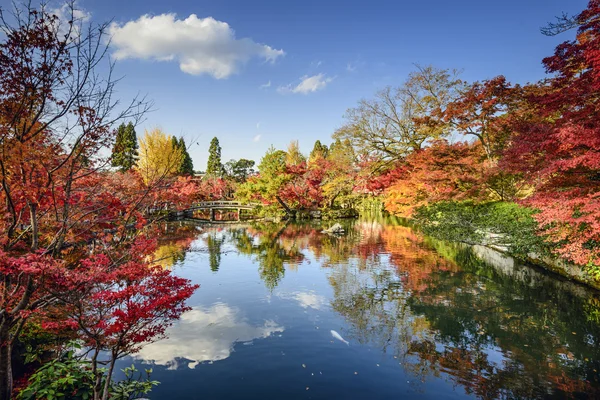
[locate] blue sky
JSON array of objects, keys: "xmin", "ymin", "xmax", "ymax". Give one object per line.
[{"xmin": 79, "ymin": 0, "xmax": 587, "ymax": 170}]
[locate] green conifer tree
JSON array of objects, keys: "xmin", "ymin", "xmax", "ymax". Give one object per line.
[
  {"xmin": 111, "ymin": 122, "xmax": 139, "ymax": 172},
  {"xmin": 178, "ymin": 137, "xmax": 195, "ymax": 176},
  {"xmin": 309, "ymin": 140, "xmax": 329, "ymax": 163},
  {"xmin": 206, "ymin": 137, "xmax": 224, "ymax": 177},
  {"xmin": 169, "ymin": 137, "xmax": 194, "ymax": 176}
]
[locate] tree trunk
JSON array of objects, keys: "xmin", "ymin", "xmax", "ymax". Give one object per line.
[
  {"xmin": 101, "ymin": 352, "xmax": 117, "ymax": 400},
  {"xmin": 0, "ymin": 326, "xmax": 13, "ymax": 400},
  {"xmin": 91, "ymin": 348, "xmax": 102, "ymax": 400},
  {"xmin": 28, "ymin": 202, "xmax": 38, "ymax": 251},
  {"xmin": 276, "ymin": 196, "xmax": 292, "ymax": 215}
]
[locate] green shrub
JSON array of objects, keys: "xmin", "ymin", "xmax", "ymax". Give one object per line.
[
  {"xmin": 17, "ymin": 344, "xmax": 158, "ymax": 400},
  {"xmin": 413, "ymin": 201, "xmax": 548, "ymax": 260}
]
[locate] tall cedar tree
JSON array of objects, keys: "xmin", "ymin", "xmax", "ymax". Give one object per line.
[
  {"xmin": 111, "ymin": 122, "xmax": 138, "ymax": 171},
  {"xmin": 171, "ymin": 137, "xmax": 194, "ymax": 176},
  {"xmin": 206, "ymin": 137, "xmax": 224, "ymax": 177},
  {"xmin": 309, "ymin": 140, "xmax": 329, "ymax": 163},
  {"xmin": 178, "ymin": 137, "xmax": 195, "ymax": 175}
]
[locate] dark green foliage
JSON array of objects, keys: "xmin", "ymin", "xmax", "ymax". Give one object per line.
[
  {"xmin": 111, "ymin": 122, "xmax": 138, "ymax": 172},
  {"xmin": 309, "ymin": 140, "xmax": 329, "ymax": 161},
  {"xmin": 179, "ymin": 138, "xmax": 194, "ymax": 175},
  {"xmin": 206, "ymin": 137, "xmax": 224, "ymax": 177},
  {"xmin": 17, "ymin": 344, "xmax": 158, "ymax": 400},
  {"xmin": 172, "ymin": 137, "xmax": 194, "ymax": 175},
  {"xmin": 224, "ymin": 158, "xmax": 255, "ymax": 182},
  {"xmin": 207, "ymin": 233, "xmax": 224, "ymax": 272},
  {"xmin": 413, "ymin": 201, "xmax": 548, "ymax": 259},
  {"xmin": 17, "ymin": 351, "xmax": 94, "ymax": 400}
]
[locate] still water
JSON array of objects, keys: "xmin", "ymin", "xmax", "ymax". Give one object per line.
[{"xmin": 115, "ymin": 217, "xmax": 600, "ymax": 399}]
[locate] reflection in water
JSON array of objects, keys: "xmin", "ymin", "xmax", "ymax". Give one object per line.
[
  {"xmin": 147, "ymin": 217, "xmax": 600, "ymax": 398},
  {"xmin": 133, "ymin": 303, "xmax": 284, "ymax": 369},
  {"xmin": 151, "ymin": 222, "xmax": 199, "ymax": 268},
  {"xmin": 229, "ymin": 223, "xmax": 305, "ymax": 290},
  {"xmin": 277, "ymin": 291, "xmax": 328, "ymax": 310},
  {"xmin": 205, "ymin": 232, "xmax": 225, "ymax": 272}
]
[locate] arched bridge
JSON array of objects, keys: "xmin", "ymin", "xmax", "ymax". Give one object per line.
[{"xmin": 171, "ymin": 201, "xmax": 259, "ymax": 222}]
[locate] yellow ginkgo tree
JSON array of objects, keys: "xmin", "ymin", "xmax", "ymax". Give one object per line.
[{"xmin": 137, "ymin": 128, "xmax": 183, "ymax": 185}]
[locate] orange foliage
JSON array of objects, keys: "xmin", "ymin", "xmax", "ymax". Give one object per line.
[{"xmin": 384, "ymin": 140, "xmax": 486, "ymax": 217}]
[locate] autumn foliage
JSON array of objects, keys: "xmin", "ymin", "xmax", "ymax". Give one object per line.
[
  {"xmin": 0, "ymin": 4, "xmax": 197, "ymax": 399},
  {"xmin": 502, "ymin": 0, "xmax": 600, "ymax": 268},
  {"xmin": 383, "ymin": 140, "xmax": 485, "ymax": 217},
  {"xmin": 342, "ymin": 1, "xmax": 600, "ymax": 273}
]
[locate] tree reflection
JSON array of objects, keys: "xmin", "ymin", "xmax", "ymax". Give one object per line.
[
  {"xmin": 324, "ymin": 222, "xmax": 600, "ymax": 398},
  {"xmin": 205, "ymin": 232, "xmax": 225, "ymax": 272},
  {"xmin": 157, "ymin": 217, "xmax": 600, "ymax": 398},
  {"xmin": 228, "ymin": 222, "xmax": 305, "ymax": 290},
  {"xmin": 150, "ymin": 222, "xmax": 199, "ymax": 268}
]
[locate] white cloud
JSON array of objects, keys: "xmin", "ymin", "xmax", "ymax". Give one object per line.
[
  {"xmin": 346, "ymin": 62, "xmax": 357, "ymax": 72},
  {"xmin": 133, "ymin": 303, "xmax": 283, "ymax": 369},
  {"xmin": 51, "ymin": 2, "xmax": 91, "ymax": 23},
  {"xmin": 253, "ymin": 134, "xmax": 262, "ymax": 142},
  {"xmin": 259, "ymin": 80, "xmax": 271, "ymax": 89},
  {"xmin": 278, "ymin": 74, "xmax": 334, "ymax": 95},
  {"xmin": 50, "ymin": 2, "xmax": 91, "ymax": 38},
  {"xmin": 109, "ymin": 14, "xmax": 285, "ymax": 79}
]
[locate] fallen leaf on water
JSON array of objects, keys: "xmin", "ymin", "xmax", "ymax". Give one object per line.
[
  {"xmin": 572, "ymin": 332, "xmax": 577, "ymax": 335},
  {"xmin": 354, "ymin": 371, "xmax": 358, "ymax": 375},
  {"xmin": 376, "ymin": 364, "xmax": 380, "ymax": 367},
  {"xmin": 306, "ymin": 387, "xmax": 309, "ymax": 391},
  {"xmin": 302, "ymin": 364, "xmax": 306, "ymax": 368}
]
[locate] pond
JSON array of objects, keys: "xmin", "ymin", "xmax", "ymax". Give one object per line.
[{"xmin": 114, "ymin": 217, "xmax": 600, "ymax": 399}]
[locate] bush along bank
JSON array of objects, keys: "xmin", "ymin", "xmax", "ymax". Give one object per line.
[{"xmin": 412, "ymin": 201, "xmax": 600, "ymax": 291}]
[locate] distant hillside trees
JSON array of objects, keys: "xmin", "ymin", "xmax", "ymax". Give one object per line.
[{"xmin": 225, "ymin": 159, "xmax": 256, "ymax": 182}]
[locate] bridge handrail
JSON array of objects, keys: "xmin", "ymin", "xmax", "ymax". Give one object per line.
[{"xmin": 191, "ymin": 201, "xmax": 260, "ymax": 208}]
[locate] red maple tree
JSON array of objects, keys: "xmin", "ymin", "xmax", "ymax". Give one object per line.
[
  {"xmin": 0, "ymin": 4, "xmax": 197, "ymax": 399},
  {"xmin": 504, "ymin": 0, "xmax": 600, "ymax": 268},
  {"xmin": 384, "ymin": 140, "xmax": 486, "ymax": 217}
]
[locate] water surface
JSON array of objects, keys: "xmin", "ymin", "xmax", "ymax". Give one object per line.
[{"xmin": 115, "ymin": 217, "xmax": 600, "ymax": 399}]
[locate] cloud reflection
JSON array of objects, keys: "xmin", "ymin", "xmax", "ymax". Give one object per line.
[
  {"xmin": 134, "ymin": 303, "xmax": 284, "ymax": 369},
  {"xmin": 278, "ymin": 291, "xmax": 328, "ymax": 310}
]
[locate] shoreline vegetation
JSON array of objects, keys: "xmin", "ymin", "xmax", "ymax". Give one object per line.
[
  {"xmin": 171, "ymin": 199, "xmax": 600, "ymax": 291},
  {"xmin": 1, "ymin": 0, "xmax": 599, "ymax": 399}
]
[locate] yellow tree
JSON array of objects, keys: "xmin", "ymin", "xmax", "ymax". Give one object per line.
[
  {"xmin": 285, "ymin": 140, "xmax": 305, "ymax": 166},
  {"xmin": 137, "ymin": 128, "xmax": 183, "ymax": 185}
]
